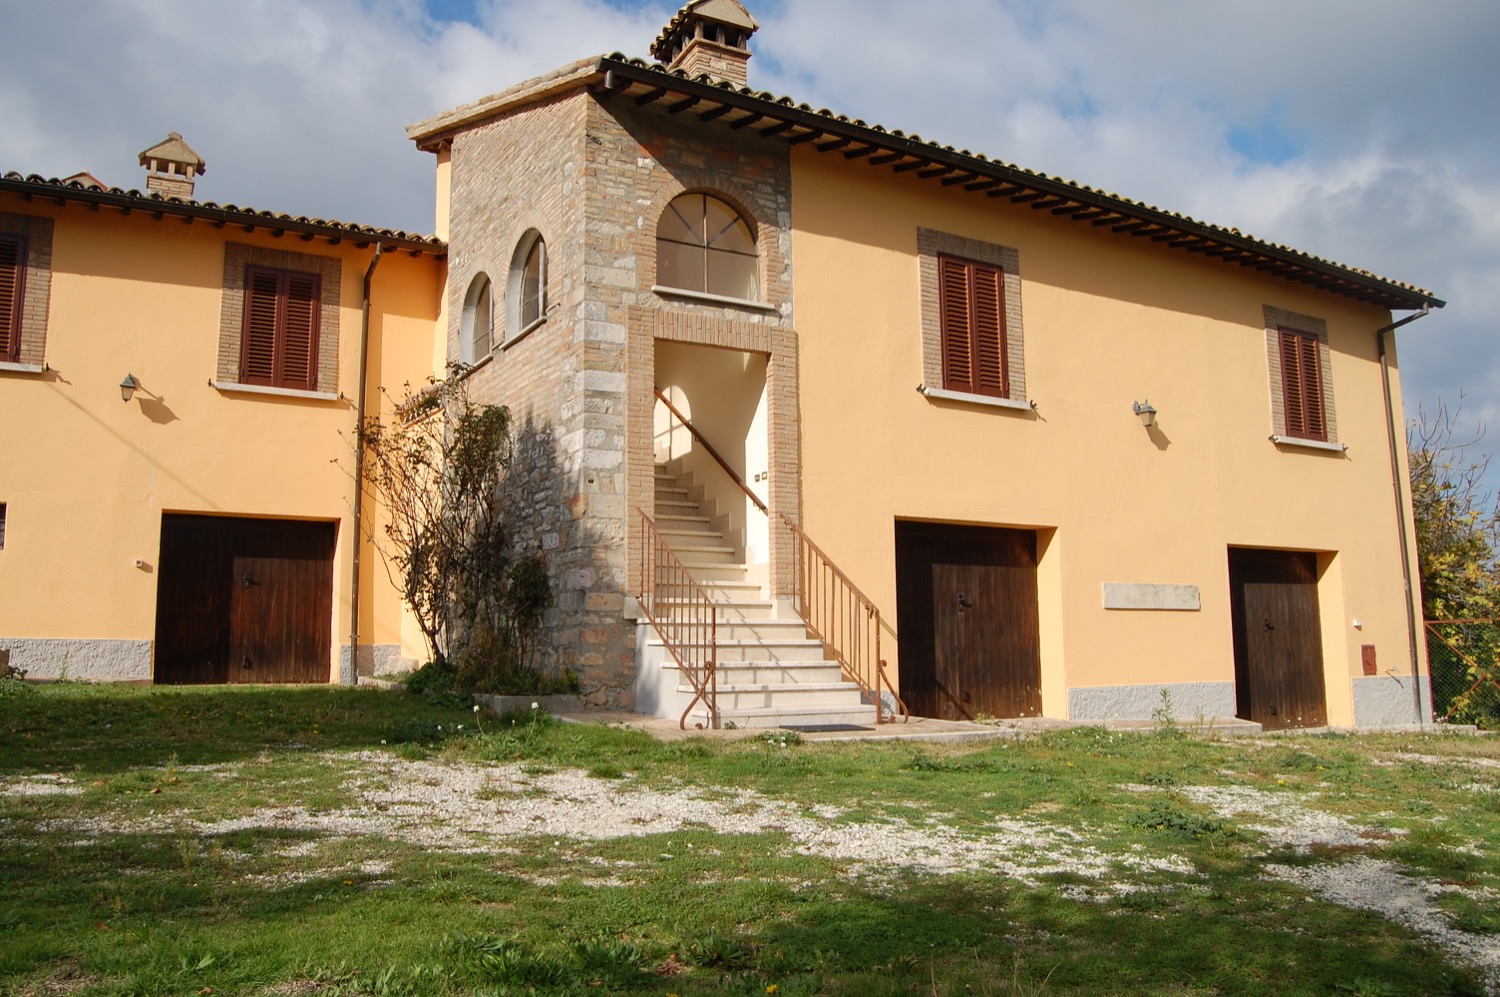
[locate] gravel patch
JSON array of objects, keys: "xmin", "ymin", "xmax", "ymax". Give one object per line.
[
  {"xmin": 2, "ymin": 774, "xmax": 83, "ymax": 797},
  {"xmin": 1270, "ymin": 858, "xmax": 1500, "ymax": 994},
  {"xmin": 1167, "ymin": 782, "xmax": 1497, "ymax": 992},
  {"xmin": 38, "ymin": 751, "xmax": 1191, "ymax": 892}
]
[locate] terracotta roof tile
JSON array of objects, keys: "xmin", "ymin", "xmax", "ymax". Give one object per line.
[{"xmin": 0, "ymin": 171, "xmax": 445, "ymax": 254}]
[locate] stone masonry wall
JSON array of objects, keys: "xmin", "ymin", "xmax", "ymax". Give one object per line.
[
  {"xmin": 440, "ymin": 86, "xmax": 801, "ymax": 709},
  {"xmin": 582, "ymin": 96, "xmax": 800, "ymax": 609},
  {"xmin": 444, "ymin": 92, "xmax": 629, "ymax": 701}
]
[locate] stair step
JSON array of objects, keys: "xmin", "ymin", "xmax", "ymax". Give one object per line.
[
  {"xmin": 684, "ymin": 660, "xmax": 846, "ymax": 684},
  {"xmin": 657, "ymin": 514, "xmax": 712, "ymax": 525},
  {"xmin": 649, "ymin": 638, "xmax": 829, "ymax": 662},
  {"xmin": 689, "ymin": 704, "xmax": 880, "ymax": 730}
]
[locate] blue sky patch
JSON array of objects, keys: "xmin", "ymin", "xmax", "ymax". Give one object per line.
[{"xmin": 1227, "ymin": 106, "xmax": 1306, "ymax": 166}]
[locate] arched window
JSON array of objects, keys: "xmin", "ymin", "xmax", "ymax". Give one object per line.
[
  {"xmin": 459, "ymin": 273, "xmax": 492, "ymax": 363},
  {"xmin": 656, "ymin": 193, "xmax": 757, "ymax": 300},
  {"xmin": 506, "ymin": 231, "xmax": 547, "ymax": 342}
]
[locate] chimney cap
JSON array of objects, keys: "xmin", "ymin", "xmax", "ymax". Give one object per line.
[
  {"xmin": 138, "ymin": 132, "xmax": 205, "ymax": 175},
  {"xmin": 651, "ymin": 0, "xmax": 759, "ymax": 64}
]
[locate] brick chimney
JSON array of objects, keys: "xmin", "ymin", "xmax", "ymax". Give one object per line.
[
  {"xmin": 137, "ymin": 132, "xmax": 205, "ymax": 199},
  {"xmin": 650, "ymin": 0, "xmax": 759, "ymax": 88}
]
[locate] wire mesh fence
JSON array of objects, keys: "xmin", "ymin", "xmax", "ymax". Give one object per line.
[{"xmin": 1425, "ymin": 619, "xmax": 1500, "ymax": 728}]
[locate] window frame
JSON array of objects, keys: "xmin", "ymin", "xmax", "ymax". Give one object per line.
[
  {"xmin": 0, "ymin": 233, "xmax": 25, "ymax": 363},
  {"xmin": 1263, "ymin": 305, "xmax": 1337, "ymax": 447},
  {"xmin": 460, "ymin": 272, "xmax": 494, "ymax": 364},
  {"xmin": 500, "ymin": 230, "xmax": 548, "ymax": 349},
  {"xmin": 917, "ymin": 228, "xmax": 1027, "ymax": 409},
  {"xmin": 0, "ymin": 213, "xmax": 54, "ymax": 372},
  {"xmin": 655, "ymin": 192, "xmax": 759, "ymax": 302},
  {"xmin": 216, "ymin": 243, "xmax": 340, "ymax": 398},
  {"xmin": 938, "ymin": 253, "xmax": 1009, "ymax": 399},
  {"xmin": 239, "ymin": 264, "xmax": 323, "ymax": 392}
]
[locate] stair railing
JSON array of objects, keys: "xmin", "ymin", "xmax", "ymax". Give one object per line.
[
  {"xmin": 779, "ymin": 515, "xmax": 909, "ymax": 724},
  {"xmin": 651, "ymin": 387, "xmax": 908, "ymax": 724},
  {"xmin": 638, "ymin": 510, "xmax": 719, "ymax": 730}
]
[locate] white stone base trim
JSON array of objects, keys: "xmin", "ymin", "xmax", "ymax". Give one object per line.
[
  {"xmin": 1068, "ymin": 681, "xmax": 1237, "ymax": 721},
  {"xmin": 1352, "ymin": 674, "xmax": 1432, "ymax": 727},
  {"xmin": 339, "ymin": 644, "xmax": 414, "ymax": 684},
  {"xmin": 0, "ymin": 638, "xmax": 153, "ymax": 681}
]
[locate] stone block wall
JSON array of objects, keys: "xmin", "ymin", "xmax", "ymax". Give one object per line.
[{"xmin": 440, "ymin": 86, "xmax": 803, "ymax": 708}]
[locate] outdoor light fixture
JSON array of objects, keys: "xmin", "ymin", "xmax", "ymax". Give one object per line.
[
  {"xmin": 120, "ymin": 373, "xmax": 139, "ymax": 403},
  {"xmin": 1132, "ymin": 399, "xmax": 1157, "ymax": 428}
]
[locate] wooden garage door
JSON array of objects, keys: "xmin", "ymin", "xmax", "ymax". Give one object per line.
[
  {"xmin": 154, "ymin": 515, "xmax": 335, "ymax": 684},
  {"xmin": 1228, "ymin": 548, "xmax": 1327, "ymax": 729},
  {"xmin": 895, "ymin": 521, "xmax": 1042, "ymax": 720}
]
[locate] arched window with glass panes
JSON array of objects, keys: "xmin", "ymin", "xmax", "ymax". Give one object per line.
[{"xmin": 656, "ymin": 193, "xmax": 758, "ymax": 301}]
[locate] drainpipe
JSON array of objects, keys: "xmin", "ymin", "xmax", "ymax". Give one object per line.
[
  {"xmin": 1376, "ymin": 303, "xmax": 1431, "ymax": 723},
  {"xmin": 347, "ymin": 243, "xmax": 385, "ymax": 685}
]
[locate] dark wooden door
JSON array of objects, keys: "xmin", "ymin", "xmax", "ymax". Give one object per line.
[
  {"xmin": 1229, "ymin": 548, "xmax": 1327, "ymax": 729},
  {"xmin": 896, "ymin": 521, "xmax": 1042, "ymax": 720},
  {"xmin": 155, "ymin": 515, "xmax": 335, "ymax": 685}
]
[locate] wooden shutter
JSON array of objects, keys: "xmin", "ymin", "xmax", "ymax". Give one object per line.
[
  {"xmin": 240, "ymin": 265, "xmax": 321, "ymax": 390},
  {"xmin": 242, "ymin": 267, "xmax": 282, "ymax": 386},
  {"xmin": 280, "ymin": 271, "xmax": 320, "ymax": 391},
  {"xmin": 939, "ymin": 257, "xmax": 973, "ymax": 392},
  {"xmin": 939, "ymin": 256, "xmax": 1008, "ymax": 398},
  {"xmin": 0, "ymin": 234, "xmax": 25, "ymax": 363},
  {"xmin": 1278, "ymin": 328, "xmax": 1326, "ymax": 441}
]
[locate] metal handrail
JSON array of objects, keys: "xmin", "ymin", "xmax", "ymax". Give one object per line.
[
  {"xmin": 650, "ymin": 390, "xmax": 907, "ymax": 724},
  {"xmin": 654, "ymin": 388, "xmax": 766, "ymax": 514},
  {"xmin": 780, "ymin": 514, "xmax": 910, "ymax": 724},
  {"xmin": 638, "ymin": 510, "xmax": 719, "ymax": 730}
]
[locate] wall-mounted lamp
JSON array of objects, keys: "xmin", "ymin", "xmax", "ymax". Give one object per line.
[
  {"xmin": 1132, "ymin": 399, "xmax": 1157, "ymax": 429},
  {"xmin": 120, "ymin": 373, "xmax": 140, "ymax": 403}
]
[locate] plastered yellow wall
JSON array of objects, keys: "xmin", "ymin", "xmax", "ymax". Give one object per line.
[
  {"xmin": 0, "ymin": 198, "xmax": 443, "ymax": 679},
  {"xmin": 790, "ymin": 148, "xmax": 1424, "ymax": 724}
]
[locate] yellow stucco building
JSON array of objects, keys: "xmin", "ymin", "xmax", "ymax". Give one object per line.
[{"xmin": 0, "ymin": 1, "xmax": 1444, "ymax": 730}]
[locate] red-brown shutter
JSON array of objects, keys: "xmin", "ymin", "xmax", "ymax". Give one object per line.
[
  {"xmin": 971, "ymin": 263, "xmax": 1007, "ymax": 396},
  {"xmin": 1279, "ymin": 328, "xmax": 1326, "ymax": 441},
  {"xmin": 240, "ymin": 266, "xmax": 321, "ymax": 390},
  {"xmin": 0, "ymin": 234, "xmax": 25, "ymax": 363},
  {"xmin": 280, "ymin": 271, "xmax": 320, "ymax": 391},
  {"xmin": 940, "ymin": 257, "xmax": 973, "ymax": 392},
  {"xmin": 939, "ymin": 256, "xmax": 1008, "ymax": 398},
  {"xmin": 242, "ymin": 267, "xmax": 282, "ymax": 386}
]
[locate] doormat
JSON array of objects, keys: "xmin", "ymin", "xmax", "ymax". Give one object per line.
[{"xmin": 779, "ymin": 723, "xmax": 873, "ymax": 733}]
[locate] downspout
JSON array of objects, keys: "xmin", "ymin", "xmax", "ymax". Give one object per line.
[
  {"xmin": 347, "ymin": 243, "xmax": 385, "ymax": 684},
  {"xmin": 1376, "ymin": 303, "xmax": 1431, "ymax": 723}
]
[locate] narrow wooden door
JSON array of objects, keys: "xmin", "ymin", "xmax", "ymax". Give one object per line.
[
  {"xmin": 1229, "ymin": 548, "xmax": 1327, "ymax": 729},
  {"xmin": 229, "ymin": 522, "xmax": 335, "ymax": 683},
  {"xmin": 896, "ymin": 522, "xmax": 1042, "ymax": 720},
  {"xmin": 155, "ymin": 515, "xmax": 334, "ymax": 685}
]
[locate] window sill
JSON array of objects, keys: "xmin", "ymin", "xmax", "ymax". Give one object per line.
[
  {"xmin": 652, "ymin": 285, "xmax": 779, "ymax": 313},
  {"xmin": 917, "ymin": 384, "xmax": 1033, "ymax": 412},
  {"xmin": 1270, "ymin": 434, "xmax": 1347, "ymax": 454},
  {"xmin": 0, "ymin": 361, "xmax": 45, "ymax": 375},
  {"xmin": 212, "ymin": 381, "xmax": 341, "ymax": 402},
  {"xmin": 502, "ymin": 315, "xmax": 547, "ymax": 350}
]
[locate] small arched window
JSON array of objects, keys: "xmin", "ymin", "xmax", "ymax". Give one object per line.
[
  {"xmin": 656, "ymin": 193, "xmax": 757, "ymax": 300},
  {"xmin": 507, "ymin": 231, "xmax": 547, "ymax": 342},
  {"xmin": 459, "ymin": 273, "xmax": 492, "ymax": 363}
]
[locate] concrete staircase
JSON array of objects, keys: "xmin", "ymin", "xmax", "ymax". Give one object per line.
[{"xmin": 634, "ymin": 461, "xmax": 878, "ymax": 730}]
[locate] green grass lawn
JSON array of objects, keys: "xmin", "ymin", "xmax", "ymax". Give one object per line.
[{"xmin": 1, "ymin": 679, "xmax": 1497, "ymax": 996}]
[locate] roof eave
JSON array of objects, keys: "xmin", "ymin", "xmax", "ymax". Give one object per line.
[
  {"xmin": 590, "ymin": 56, "xmax": 1443, "ymax": 313},
  {"xmin": 0, "ymin": 174, "xmax": 447, "ymax": 258}
]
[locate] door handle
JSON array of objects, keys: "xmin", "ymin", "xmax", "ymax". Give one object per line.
[
  {"xmin": 957, "ymin": 592, "xmax": 972, "ymax": 612},
  {"xmin": 1263, "ymin": 617, "xmax": 1275, "ymax": 632},
  {"xmin": 242, "ymin": 571, "xmax": 255, "ymax": 590}
]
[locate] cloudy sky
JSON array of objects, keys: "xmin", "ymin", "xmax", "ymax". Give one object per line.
[{"xmin": 3, "ymin": 0, "xmax": 1497, "ymax": 485}]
